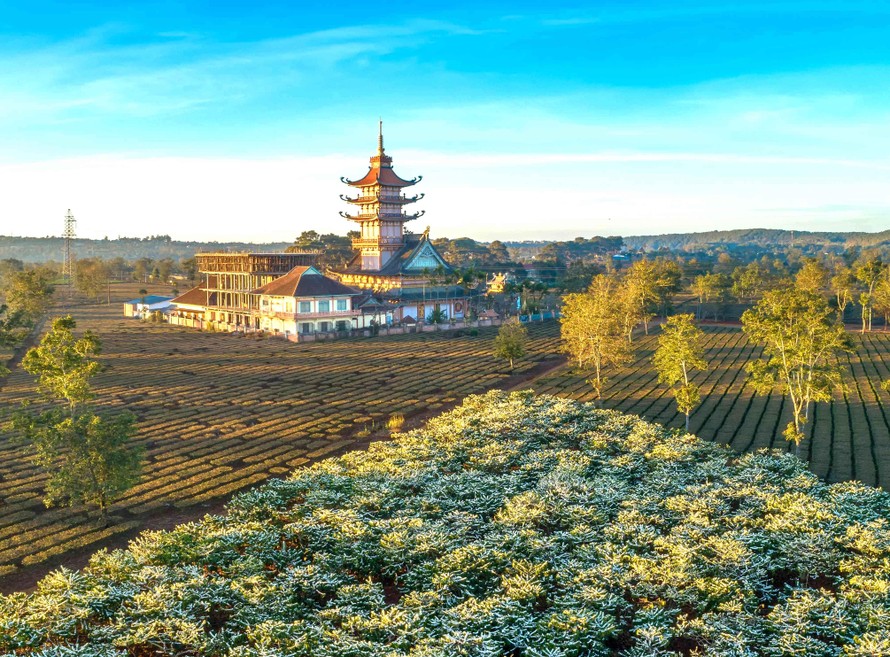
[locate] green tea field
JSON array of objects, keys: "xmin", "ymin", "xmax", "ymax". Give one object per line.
[
  {"xmin": 3, "ymin": 293, "xmax": 890, "ymax": 591},
  {"xmin": 0, "ymin": 289, "xmax": 561, "ymax": 585},
  {"xmin": 528, "ymin": 325, "xmax": 890, "ymax": 489}
]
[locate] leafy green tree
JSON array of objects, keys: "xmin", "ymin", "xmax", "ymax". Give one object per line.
[
  {"xmin": 132, "ymin": 258, "xmax": 153, "ymax": 283},
  {"xmin": 12, "ymin": 316, "xmax": 142, "ymax": 524},
  {"xmin": 453, "ymin": 266, "xmax": 486, "ymax": 315},
  {"xmin": 0, "ymin": 257, "xmax": 24, "ymax": 280},
  {"xmin": 713, "ymin": 251, "xmax": 737, "ymax": 274},
  {"xmin": 108, "ymin": 257, "xmax": 129, "ymax": 282},
  {"xmin": 486, "ymin": 239, "xmax": 511, "ymax": 264},
  {"xmin": 180, "ymin": 257, "xmax": 198, "ymax": 281},
  {"xmin": 691, "ymin": 272, "xmax": 731, "ymax": 321},
  {"xmin": 858, "ymin": 292, "xmax": 872, "ymax": 334},
  {"xmin": 12, "ymin": 409, "xmax": 140, "ymax": 522},
  {"xmin": 292, "ymin": 229, "xmax": 322, "ymax": 248},
  {"xmin": 830, "ymin": 264, "xmax": 856, "ymax": 323},
  {"xmin": 21, "ymin": 316, "xmax": 102, "ymax": 410},
  {"xmin": 742, "ymin": 289, "xmax": 852, "ymax": 456},
  {"xmin": 519, "ymin": 280, "xmax": 547, "ymax": 314},
  {"xmin": 426, "ymin": 307, "xmax": 447, "ymax": 324},
  {"xmin": 616, "ymin": 277, "xmax": 645, "ymax": 343},
  {"xmin": 74, "ymin": 258, "xmax": 111, "ymax": 301},
  {"xmin": 557, "ymin": 261, "xmax": 603, "ymax": 293},
  {"xmin": 623, "ymin": 258, "xmax": 659, "ymax": 334},
  {"xmin": 0, "ymin": 307, "xmax": 12, "ymax": 377},
  {"xmin": 0, "ymin": 303, "xmax": 28, "ymax": 349},
  {"xmin": 493, "ymin": 317, "xmax": 527, "ymax": 370},
  {"xmin": 287, "ymin": 231, "xmax": 354, "ymax": 269},
  {"xmin": 561, "ymin": 274, "xmax": 632, "ymax": 405},
  {"xmin": 653, "ymin": 258, "xmax": 683, "ymax": 318},
  {"xmin": 855, "ymin": 257, "xmax": 886, "ymax": 332},
  {"xmin": 3, "ymin": 269, "xmax": 54, "ymax": 325},
  {"xmin": 795, "ymin": 259, "xmax": 829, "ymax": 296},
  {"xmin": 732, "ymin": 261, "xmax": 772, "ymax": 303},
  {"xmin": 652, "ymin": 313, "xmax": 708, "ymax": 431},
  {"xmin": 873, "ymin": 277, "xmax": 890, "ymax": 331}
]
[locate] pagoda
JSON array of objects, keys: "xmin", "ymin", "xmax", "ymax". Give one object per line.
[
  {"xmin": 332, "ymin": 124, "xmax": 469, "ymax": 324},
  {"xmin": 339, "ymin": 121, "xmax": 425, "ymax": 271}
]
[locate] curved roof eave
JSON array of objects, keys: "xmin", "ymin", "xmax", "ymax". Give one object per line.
[{"xmin": 342, "ymin": 169, "xmax": 420, "ymax": 188}]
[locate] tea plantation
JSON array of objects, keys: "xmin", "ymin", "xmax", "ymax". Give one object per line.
[{"xmin": 2, "ymin": 391, "xmax": 888, "ymax": 656}]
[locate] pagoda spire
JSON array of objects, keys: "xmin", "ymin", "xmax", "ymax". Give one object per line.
[
  {"xmin": 340, "ymin": 127, "xmax": 425, "ymax": 271},
  {"xmin": 378, "ymin": 118, "xmax": 384, "ymax": 155}
]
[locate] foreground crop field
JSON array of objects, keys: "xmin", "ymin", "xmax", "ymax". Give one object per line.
[
  {"xmin": 3, "ymin": 391, "xmax": 889, "ymax": 656},
  {"xmin": 529, "ymin": 326, "xmax": 890, "ymax": 489},
  {"xmin": 0, "ymin": 288, "xmax": 561, "ymax": 583}
]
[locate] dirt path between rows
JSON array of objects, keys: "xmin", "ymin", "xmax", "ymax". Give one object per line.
[{"xmin": 0, "ymin": 353, "xmax": 566, "ymax": 595}]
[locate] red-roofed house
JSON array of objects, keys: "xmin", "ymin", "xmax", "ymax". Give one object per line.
[{"xmin": 253, "ymin": 265, "xmax": 361, "ymax": 335}]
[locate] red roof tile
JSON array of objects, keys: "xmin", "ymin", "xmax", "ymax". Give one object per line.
[
  {"xmin": 253, "ymin": 266, "xmax": 358, "ymax": 297},
  {"xmin": 345, "ymin": 166, "xmax": 418, "ymax": 188},
  {"xmin": 172, "ymin": 286, "xmax": 213, "ymax": 306}
]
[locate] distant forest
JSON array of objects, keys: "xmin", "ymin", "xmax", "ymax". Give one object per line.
[
  {"xmin": 3, "ymin": 228, "xmax": 890, "ymax": 265},
  {"xmin": 0, "ymin": 235, "xmax": 290, "ymax": 264},
  {"xmin": 622, "ymin": 228, "xmax": 890, "ymax": 251}
]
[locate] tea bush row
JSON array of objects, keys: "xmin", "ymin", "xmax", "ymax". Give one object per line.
[{"xmin": 2, "ymin": 391, "xmax": 888, "ymax": 656}]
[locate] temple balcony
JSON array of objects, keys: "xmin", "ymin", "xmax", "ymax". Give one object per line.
[
  {"xmin": 341, "ymin": 210, "xmax": 423, "ymax": 222},
  {"xmin": 273, "ymin": 309, "xmax": 362, "ymax": 320},
  {"xmin": 340, "ymin": 192, "xmax": 424, "ymax": 205},
  {"xmin": 352, "ymin": 236, "xmax": 404, "ymax": 249}
]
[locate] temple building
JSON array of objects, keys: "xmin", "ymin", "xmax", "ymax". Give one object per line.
[
  {"xmin": 167, "ymin": 254, "xmax": 372, "ymax": 335},
  {"xmin": 164, "ymin": 124, "xmax": 468, "ymax": 334},
  {"xmin": 331, "ymin": 123, "xmax": 468, "ymax": 323}
]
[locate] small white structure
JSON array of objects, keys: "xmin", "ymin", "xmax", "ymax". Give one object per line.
[{"xmin": 123, "ymin": 295, "xmax": 173, "ymax": 319}]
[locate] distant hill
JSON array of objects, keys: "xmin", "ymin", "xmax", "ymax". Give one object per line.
[
  {"xmin": 4, "ymin": 227, "xmax": 890, "ymax": 264},
  {"xmin": 623, "ymin": 228, "xmax": 890, "ymax": 251},
  {"xmin": 0, "ymin": 235, "xmax": 290, "ymax": 263}
]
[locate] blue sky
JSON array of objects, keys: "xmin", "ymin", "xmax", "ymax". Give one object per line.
[{"xmin": 0, "ymin": 1, "xmax": 888, "ymax": 241}]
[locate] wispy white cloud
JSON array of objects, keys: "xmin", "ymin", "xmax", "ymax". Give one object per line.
[
  {"xmin": 0, "ymin": 18, "xmax": 479, "ymax": 121},
  {"xmin": 1, "ymin": 7, "xmax": 887, "ymax": 238}
]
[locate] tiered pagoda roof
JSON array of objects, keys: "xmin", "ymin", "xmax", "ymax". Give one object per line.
[{"xmin": 339, "ymin": 122, "xmax": 425, "ymax": 225}]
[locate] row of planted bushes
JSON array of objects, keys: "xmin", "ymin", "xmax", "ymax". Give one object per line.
[
  {"xmin": 0, "ymin": 318, "xmax": 561, "ymax": 573},
  {"xmin": 533, "ymin": 327, "xmax": 890, "ymax": 488},
  {"xmin": 2, "ymin": 390, "xmax": 889, "ymax": 656}
]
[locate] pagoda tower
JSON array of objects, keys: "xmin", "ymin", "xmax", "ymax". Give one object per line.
[{"xmin": 340, "ymin": 122, "xmax": 424, "ymax": 271}]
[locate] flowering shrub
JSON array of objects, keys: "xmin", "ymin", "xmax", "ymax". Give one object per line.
[{"xmin": 2, "ymin": 390, "xmax": 889, "ymax": 656}]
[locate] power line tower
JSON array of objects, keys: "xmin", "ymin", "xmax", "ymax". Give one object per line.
[{"xmin": 63, "ymin": 209, "xmax": 77, "ymax": 293}]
